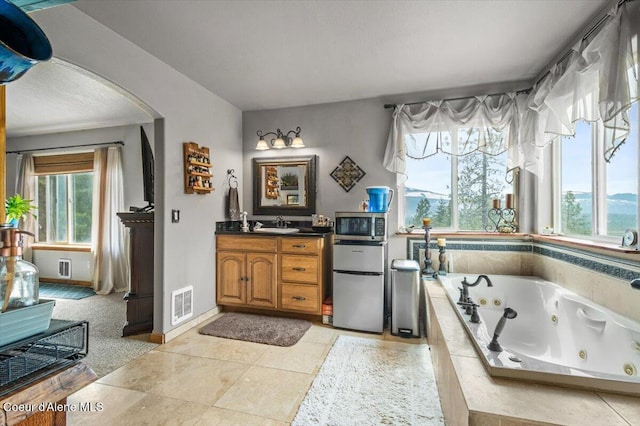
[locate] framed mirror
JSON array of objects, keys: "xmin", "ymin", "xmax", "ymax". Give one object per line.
[{"xmin": 253, "ymin": 155, "xmax": 317, "ymax": 216}]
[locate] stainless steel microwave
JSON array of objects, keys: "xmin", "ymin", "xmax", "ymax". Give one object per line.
[{"xmin": 334, "ymin": 212, "xmax": 387, "ymax": 242}]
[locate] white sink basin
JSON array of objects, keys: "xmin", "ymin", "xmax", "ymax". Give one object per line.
[{"xmin": 253, "ymin": 228, "xmax": 300, "ymax": 234}]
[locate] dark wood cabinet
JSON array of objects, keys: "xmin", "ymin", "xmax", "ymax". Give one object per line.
[{"xmin": 117, "ymin": 212, "xmax": 154, "ymax": 337}]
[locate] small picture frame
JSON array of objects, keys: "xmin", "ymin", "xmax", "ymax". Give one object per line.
[{"xmin": 287, "ymin": 194, "xmax": 299, "ymax": 205}]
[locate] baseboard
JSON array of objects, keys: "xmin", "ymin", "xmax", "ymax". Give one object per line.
[
  {"xmin": 40, "ymin": 277, "xmax": 92, "ymax": 287},
  {"xmin": 156, "ymin": 306, "xmax": 222, "ymax": 344}
]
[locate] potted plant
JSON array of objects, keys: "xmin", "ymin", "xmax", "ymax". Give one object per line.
[{"xmin": 5, "ymin": 194, "xmax": 37, "ymax": 228}]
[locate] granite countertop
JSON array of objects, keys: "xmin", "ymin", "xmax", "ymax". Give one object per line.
[{"xmin": 215, "ymin": 221, "xmax": 333, "ymax": 236}]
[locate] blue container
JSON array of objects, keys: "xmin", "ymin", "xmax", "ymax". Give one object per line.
[
  {"xmin": 366, "ymin": 186, "xmax": 394, "ymax": 213},
  {"xmin": 0, "ymin": 0, "xmax": 52, "ymax": 84}
]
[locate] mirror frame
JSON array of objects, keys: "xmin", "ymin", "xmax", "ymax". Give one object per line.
[{"xmin": 252, "ymin": 155, "xmax": 317, "ymax": 216}]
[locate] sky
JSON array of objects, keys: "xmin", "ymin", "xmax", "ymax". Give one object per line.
[{"xmin": 563, "ymin": 103, "xmax": 638, "ymax": 195}]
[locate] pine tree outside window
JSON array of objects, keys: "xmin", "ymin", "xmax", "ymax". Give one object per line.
[{"xmin": 403, "ymin": 128, "xmax": 510, "ymax": 231}]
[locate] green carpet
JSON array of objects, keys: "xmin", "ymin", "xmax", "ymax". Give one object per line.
[{"xmin": 39, "ymin": 283, "xmax": 96, "ymax": 300}]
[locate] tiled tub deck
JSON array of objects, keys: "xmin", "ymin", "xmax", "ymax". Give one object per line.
[{"xmin": 426, "ymin": 280, "xmax": 640, "ymax": 425}]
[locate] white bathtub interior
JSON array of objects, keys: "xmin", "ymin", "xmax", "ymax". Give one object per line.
[{"xmin": 439, "ymin": 273, "xmax": 640, "ymax": 396}]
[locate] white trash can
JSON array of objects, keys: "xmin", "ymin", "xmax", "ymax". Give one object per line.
[{"xmin": 390, "ymin": 259, "xmax": 421, "ymax": 338}]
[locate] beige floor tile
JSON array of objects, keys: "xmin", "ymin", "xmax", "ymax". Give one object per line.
[
  {"xmin": 158, "ymin": 330, "xmax": 269, "ymax": 364},
  {"xmin": 333, "ymin": 328, "xmax": 385, "ymax": 340},
  {"xmin": 195, "ymin": 407, "xmax": 284, "ymax": 426},
  {"xmin": 147, "ymin": 356, "xmax": 249, "ymax": 405},
  {"xmin": 110, "ymin": 393, "xmax": 210, "ymax": 426},
  {"xmin": 299, "ymin": 324, "xmax": 337, "ymax": 345},
  {"xmin": 67, "ymin": 383, "xmax": 146, "ymax": 426},
  {"xmin": 97, "ymin": 350, "xmax": 192, "ymax": 392},
  {"xmin": 255, "ymin": 341, "xmax": 329, "ymax": 374},
  {"xmin": 214, "ymin": 365, "xmax": 312, "ymax": 421}
]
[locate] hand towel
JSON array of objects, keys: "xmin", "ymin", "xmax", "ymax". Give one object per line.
[{"xmin": 227, "ymin": 186, "xmax": 240, "ymax": 220}]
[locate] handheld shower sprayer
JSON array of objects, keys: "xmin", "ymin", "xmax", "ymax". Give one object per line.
[{"xmin": 487, "ymin": 307, "xmax": 518, "ymax": 352}]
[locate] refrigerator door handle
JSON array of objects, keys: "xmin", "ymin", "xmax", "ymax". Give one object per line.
[{"xmin": 333, "ymin": 270, "xmax": 383, "ymax": 276}]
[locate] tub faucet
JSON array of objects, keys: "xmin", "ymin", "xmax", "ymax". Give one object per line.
[
  {"xmin": 487, "ymin": 307, "xmax": 518, "ymax": 352},
  {"xmin": 631, "ymin": 278, "xmax": 640, "ymax": 290},
  {"xmin": 459, "ymin": 275, "xmax": 493, "ymax": 304}
]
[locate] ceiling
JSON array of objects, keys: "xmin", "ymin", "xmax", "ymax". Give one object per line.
[{"xmin": 6, "ymin": 0, "xmax": 610, "ymax": 136}]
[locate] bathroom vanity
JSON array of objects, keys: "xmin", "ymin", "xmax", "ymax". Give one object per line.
[{"xmin": 215, "ymin": 228, "xmax": 332, "ymax": 316}]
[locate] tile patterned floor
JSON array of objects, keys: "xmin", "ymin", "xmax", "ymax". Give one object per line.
[{"xmin": 67, "ymin": 314, "xmax": 427, "ymax": 425}]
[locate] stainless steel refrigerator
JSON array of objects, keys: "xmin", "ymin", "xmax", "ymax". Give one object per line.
[{"xmin": 332, "ymin": 242, "xmax": 387, "ymax": 333}]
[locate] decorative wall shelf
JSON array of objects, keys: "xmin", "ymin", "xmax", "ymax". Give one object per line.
[{"xmin": 183, "ymin": 142, "xmax": 214, "ymax": 194}]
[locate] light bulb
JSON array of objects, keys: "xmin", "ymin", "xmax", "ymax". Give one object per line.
[
  {"xmin": 255, "ymin": 139, "xmax": 269, "ymax": 150},
  {"xmin": 273, "ymin": 137, "xmax": 286, "ymax": 149},
  {"xmin": 290, "ymin": 136, "xmax": 305, "ymax": 148}
]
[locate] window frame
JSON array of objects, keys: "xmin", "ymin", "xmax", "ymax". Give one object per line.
[
  {"xmin": 553, "ymin": 103, "xmax": 640, "ymax": 242},
  {"xmin": 34, "ymin": 152, "xmax": 94, "ymax": 246},
  {"xmin": 400, "ymin": 128, "xmax": 512, "ymax": 232}
]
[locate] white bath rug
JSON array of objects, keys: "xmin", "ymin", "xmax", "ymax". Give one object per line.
[{"xmin": 293, "ymin": 335, "xmax": 444, "ymax": 425}]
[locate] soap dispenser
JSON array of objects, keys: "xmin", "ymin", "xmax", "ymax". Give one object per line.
[{"xmin": 0, "ymin": 225, "xmax": 38, "ymax": 312}]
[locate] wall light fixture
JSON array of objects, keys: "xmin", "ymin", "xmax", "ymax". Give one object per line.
[{"xmin": 255, "ymin": 127, "xmax": 304, "ymax": 150}]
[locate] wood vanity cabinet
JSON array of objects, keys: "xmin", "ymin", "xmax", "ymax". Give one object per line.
[
  {"xmin": 216, "ymin": 236, "xmax": 277, "ymax": 308},
  {"xmin": 216, "ymin": 234, "xmax": 331, "ymax": 315},
  {"xmin": 279, "ymin": 237, "xmax": 324, "ymax": 314}
]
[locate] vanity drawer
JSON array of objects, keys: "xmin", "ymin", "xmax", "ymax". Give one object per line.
[
  {"xmin": 281, "ymin": 255, "xmax": 319, "ymax": 283},
  {"xmin": 280, "ymin": 283, "xmax": 319, "ymax": 313},
  {"xmin": 279, "ymin": 237, "xmax": 321, "ymax": 255},
  {"xmin": 217, "ymin": 235, "xmax": 277, "ymax": 252}
]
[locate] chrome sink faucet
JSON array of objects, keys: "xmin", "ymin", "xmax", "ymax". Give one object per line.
[
  {"xmin": 240, "ymin": 211, "xmax": 249, "ymax": 232},
  {"xmin": 459, "ymin": 274, "xmax": 493, "ymax": 304},
  {"xmin": 275, "ymin": 216, "xmax": 290, "ymax": 228}
]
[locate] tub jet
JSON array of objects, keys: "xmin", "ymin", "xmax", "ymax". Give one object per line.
[{"xmin": 487, "ymin": 307, "xmax": 518, "ymax": 352}]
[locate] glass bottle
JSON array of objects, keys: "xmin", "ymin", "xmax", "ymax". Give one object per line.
[{"xmin": 0, "ymin": 226, "xmax": 39, "ymax": 311}]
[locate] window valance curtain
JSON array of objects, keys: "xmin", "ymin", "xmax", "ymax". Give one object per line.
[
  {"xmin": 385, "ymin": 1, "xmax": 639, "ymax": 177},
  {"xmin": 383, "ymin": 93, "xmax": 520, "ymax": 176},
  {"xmin": 538, "ymin": 1, "xmax": 639, "ymax": 161}
]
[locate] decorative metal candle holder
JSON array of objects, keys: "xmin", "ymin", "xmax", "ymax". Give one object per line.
[
  {"xmin": 486, "ymin": 208, "xmax": 518, "ymax": 233},
  {"xmin": 438, "ymin": 245, "xmax": 447, "ymax": 275},
  {"xmin": 422, "ymin": 225, "xmax": 437, "ymax": 278}
]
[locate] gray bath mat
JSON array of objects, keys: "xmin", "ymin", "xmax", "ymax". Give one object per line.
[{"xmin": 199, "ymin": 312, "xmax": 311, "ymax": 346}]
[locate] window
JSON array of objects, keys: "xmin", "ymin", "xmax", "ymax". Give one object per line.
[
  {"xmin": 34, "ymin": 153, "xmax": 94, "ymax": 244},
  {"xmin": 403, "ymin": 128, "xmax": 511, "ymax": 231},
  {"xmin": 556, "ymin": 103, "xmax": 639, "ymax": 239}
]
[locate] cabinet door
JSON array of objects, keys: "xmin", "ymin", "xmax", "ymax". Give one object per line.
[
  {"xmin": 246, "ymin": 253, "xmax": 277, "ymax": 308},
  {"xmin": 217, "ymin": 251, "xmax": 246, "ymax": 305}
]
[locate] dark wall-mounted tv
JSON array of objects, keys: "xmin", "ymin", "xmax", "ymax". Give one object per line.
[{"xmin": 130, "ymin": 126, "xmax": 154, "ymax": 212}]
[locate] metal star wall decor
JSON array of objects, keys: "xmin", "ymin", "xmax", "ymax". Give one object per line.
[{"xmin": 330, "ymin": 156, "xmax": 366, "ymax": 192}]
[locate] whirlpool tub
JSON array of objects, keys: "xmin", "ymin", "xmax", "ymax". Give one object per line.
[{"xmin": 439, "ymin": 273, "xmax": 640, "ymax": 395}]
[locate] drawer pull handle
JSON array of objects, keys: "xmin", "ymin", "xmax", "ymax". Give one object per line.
[
  {"xmin": 293, "ymin": 244, "xmax": 306, "ymax": 248},
  {"xmin": 292, "ymin": 296, "xmax": 306, "ymax": 301},
  {"xmin": 293, "ymin": 267, "xmax": 306, "ymax": 271}
]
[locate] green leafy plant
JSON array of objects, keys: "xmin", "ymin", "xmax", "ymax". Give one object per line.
[
  {"xmin": 280, "ymin": 173, "xmax": 299, "ymax": 188},
  {"xmin": 5, "ymin": 194, "xmax": 37, "ymax": 224}
]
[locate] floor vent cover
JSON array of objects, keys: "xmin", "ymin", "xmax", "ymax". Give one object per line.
[
  {"xmin": 171, "ymin": 286, "xmax": 193, "ymax": 325},
  {"xmin": 58, "ymin": 258, "xmax": 71, "ymax": 279}
]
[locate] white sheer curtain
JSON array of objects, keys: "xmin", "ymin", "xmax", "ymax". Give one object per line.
[
  {"xmin": 386, "ymin": 2, "xmax": 639, "ymax": 179},
  {"xmin": 15, "ymin": 154, "xmax": 36, "ymax": 261},
  {"xmin": 530, "ymin": 1, "xmax": 640, "ymax": 162},
  {"xmin": 91, "ymin": 147, "xmax": 129, "ymax": 294},
  {"xmin": 384, "ymin": 93, "xmax": 520, "ymax": 177}
]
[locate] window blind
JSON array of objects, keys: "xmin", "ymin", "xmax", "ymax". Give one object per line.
[{"xmin": 33, "ymin": 152, "xmax": 94, "ymax": 175}]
